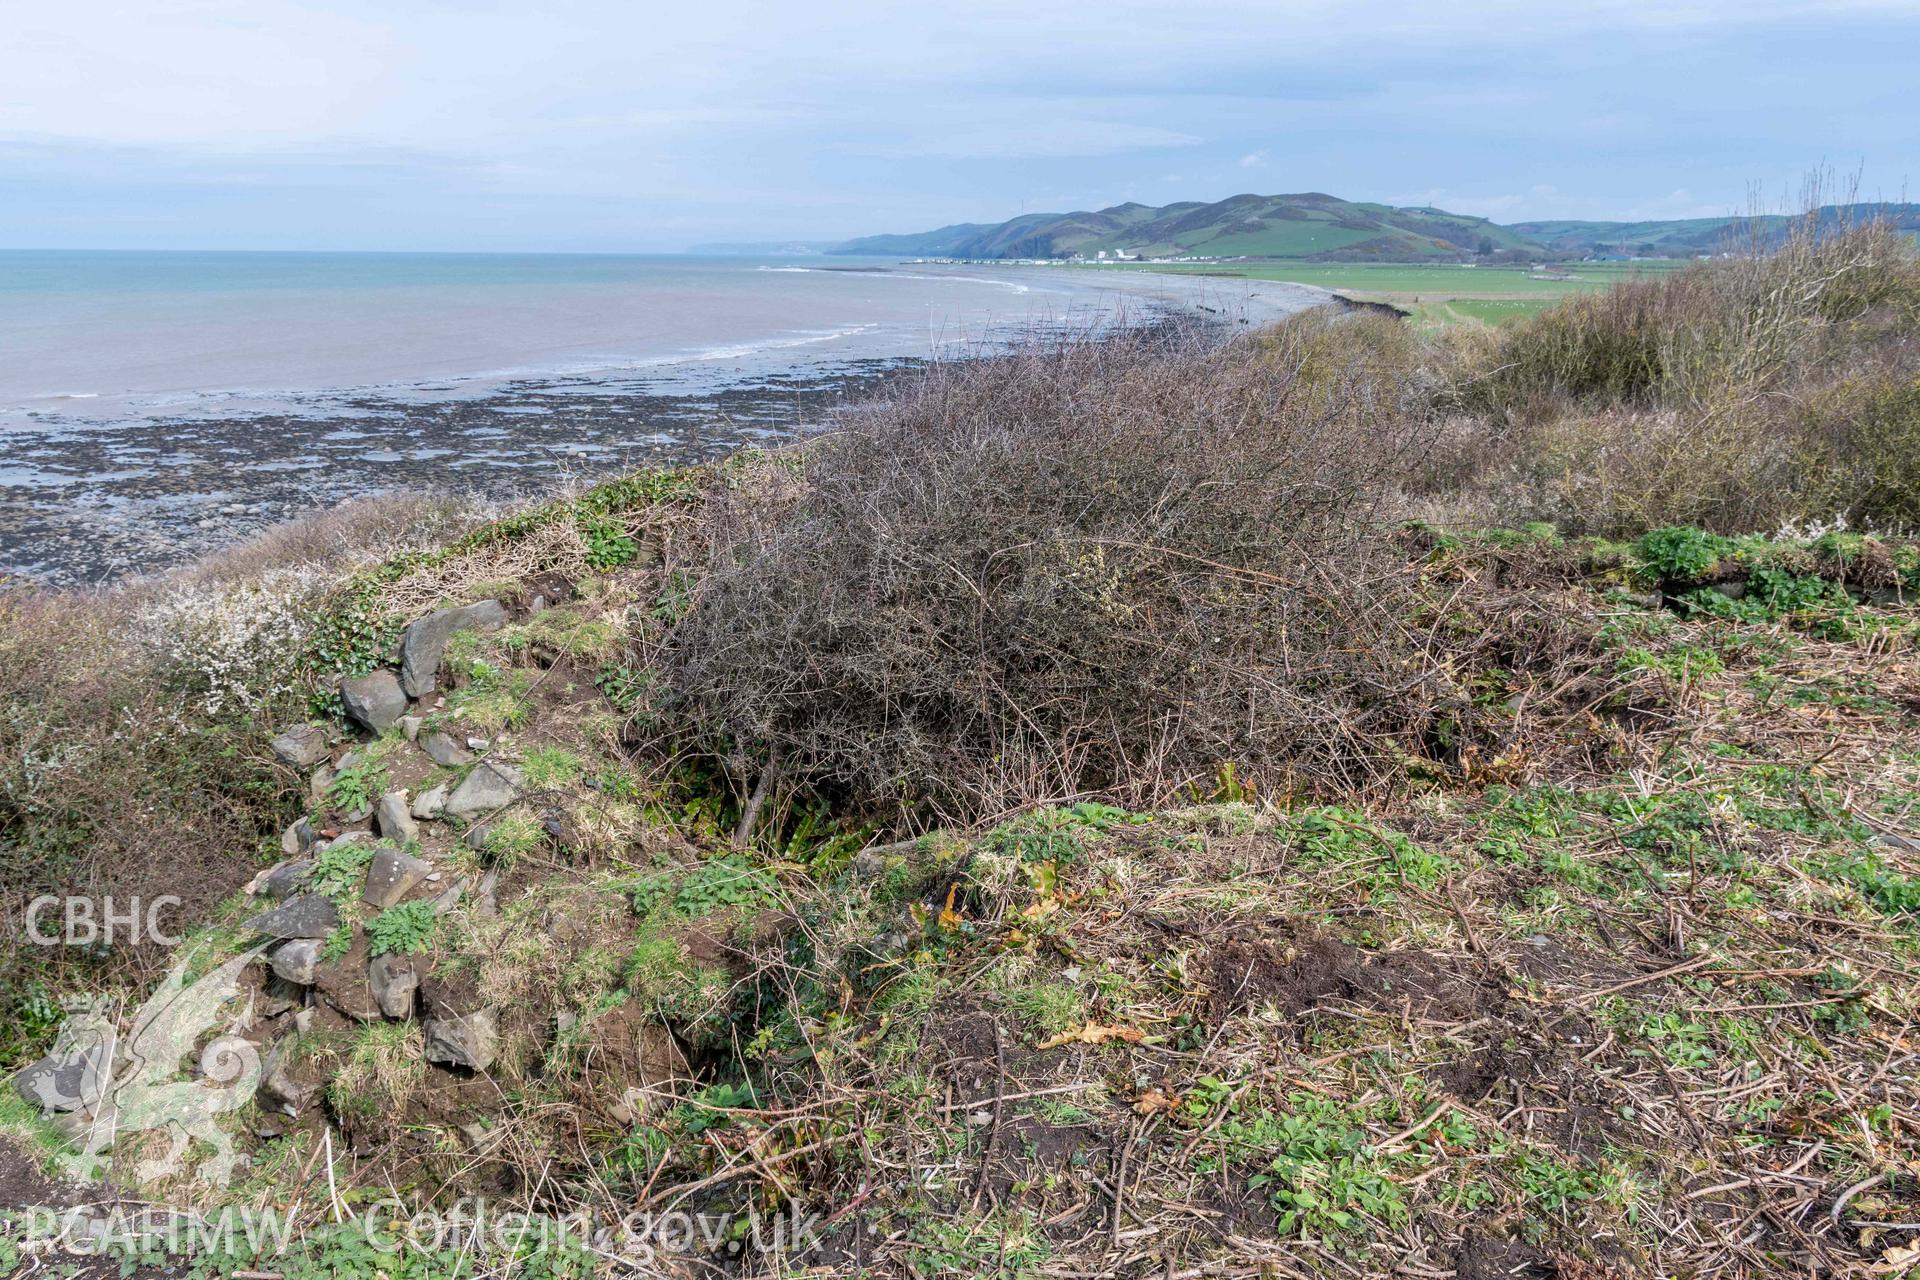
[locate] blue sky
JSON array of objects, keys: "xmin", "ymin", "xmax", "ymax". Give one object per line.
[{"xmin": 1, "ymin": 0, "xmax": 1914, "ymax": 251}]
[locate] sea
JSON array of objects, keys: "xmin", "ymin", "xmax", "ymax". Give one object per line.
[{"xmin": 0, "ymin": 251, "xmax": 1324, "ymax": 582}]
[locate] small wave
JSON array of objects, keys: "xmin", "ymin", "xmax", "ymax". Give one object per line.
[
  {"xmin": 687, "ymin": 324, "xmax": 878, "ymax": 362},
  {"xmin": 885, "ymin": 271, "xmax": 1031, "ymax": 295},
  {"xmin": 761, "ymin": 263, "xmax": 1031, "ymax": 295}
]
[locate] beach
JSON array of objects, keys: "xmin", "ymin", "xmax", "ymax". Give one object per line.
[{"xmin": 0, "ymin": 255, "xmax": 1322, "ymax": 583}]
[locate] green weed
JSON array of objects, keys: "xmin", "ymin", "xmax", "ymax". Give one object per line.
[
  {"xmin": 674, "ymin": 855, "xmax": 775, "ymax": 916},
  {"xmin": 1821, "ymin": 850, "xmax": 1920, "ymax": 916},
  {"xmin": 580, "ymin": 515, "xmax": 639, "ymax": 571},
  {"xmin": 1638, "ymin": 527, "xmax": 1730, "ymax": 583},
  {"xmin": 326, "ymin": 759, "xmax": 389, "ymax": 814},
  {"xmin": 367, "ymin": 901, "xmax": 437, "ymax": 957},
  {"xmin": 1291, "ymin": 807, "xmax": 1453, "ymax": 892},
  {"xmin": 305, "ymin": 840, "xmax": 377, "ymax": 904},
  {"xmin": 1225, "ymin": 1095, "xmax": 1410, "ymax": 1236}
]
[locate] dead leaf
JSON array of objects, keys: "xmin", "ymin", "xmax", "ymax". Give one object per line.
[
  {"xmin": 1871, "ymin": 1240, "xmax": 1920, "ymax": 1274},
  {"xmin": 1037, "ymin": 1022, "xmax": 1146, "ymax": 1050}
]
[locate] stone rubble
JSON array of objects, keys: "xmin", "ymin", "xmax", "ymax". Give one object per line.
[
  {"xmin": 83, "ymin": 592, "xmax": 575, "ymax": 1142},
  {"xmin": 398, "ymin": 599, "xmax": 508, "ymax": 697}
]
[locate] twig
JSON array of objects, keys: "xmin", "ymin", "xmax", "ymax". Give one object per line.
[
  {"xmin": 323, "ymin": 1128, "xmax": 343, "ymax": 1224},
  {"xmin": 1111, "ymin": 1123, "xmax": 1135, "ymax": 1250},
  {"xmin": 1443, "ymin": 878, "xmax": 1482, "ymax": 954},
  {"xmin": 1564, "ymin": 953, "xmax": 1714, "ymax": 1003},
  {"xmin": 938, "ymin": 1081, "xmax": 1105, "ymax": 1114},
  {"xmin": 970, "ymin": 1021, "xmax": 1007, "ymax": 1211},
  {"xmin": 647, "ymin": 1136, "xmax": 836, "ymax": 1209},
  {"xmin": 1830, "ymin": 1170, "xmax": 1891, "ymax": 1225},
  {"xmin": 733, "ymin": 757, "xmax": 778, "ymax": 847}
]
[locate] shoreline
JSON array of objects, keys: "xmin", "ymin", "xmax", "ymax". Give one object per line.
[
  {"xmin": 1, "ymin": 265, "xmax": 1326, "ymax": 587},
  {"xmin": 0, "ymin": 357, "xmax": 922, "ymax": 587}
]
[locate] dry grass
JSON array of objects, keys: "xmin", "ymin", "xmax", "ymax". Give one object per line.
[
  {"xmin": 1440, "ymin": 214, "xmax": 1920, "ymax": 536},
  {"xmin": 164, "ymin": 492, "xmax": 492, "ymax": 594}
]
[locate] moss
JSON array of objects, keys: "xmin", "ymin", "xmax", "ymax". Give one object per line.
[
  {"xmin": 443, "ymin": 627, "xmax": 488, "ymax": 668},
  {"xmin": 872, "ymin": 856, "xmax": 927, "ymax": 907},
  {"xmin": 463, "ymin": 578, "xmax": 523, "ymax": 602},
  {"xmin": 0, "ymin": 1083, "xmax": 70, "ymax": 1167}
]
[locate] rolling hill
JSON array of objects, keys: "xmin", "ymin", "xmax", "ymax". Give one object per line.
[
  {"xmin": 1511, "ymin": 202, "xmax": 1920, "ymax": 257},
  {"xmin": 832, "ymin": 193, "xmax": 1537, "ymax": 262},
  {"xmin": 830, "ymin": 195, "xmax": 1920, "ymax": 262}
]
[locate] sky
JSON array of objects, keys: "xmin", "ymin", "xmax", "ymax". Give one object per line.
[{"xmin": 1, "ymin": 0, "xmax": 1915, "ymax": 252}]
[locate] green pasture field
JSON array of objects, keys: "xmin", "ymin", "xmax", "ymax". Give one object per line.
[{"xmin": 1090, "ymin": 258, "xmax": 1691, "ymax": 326}]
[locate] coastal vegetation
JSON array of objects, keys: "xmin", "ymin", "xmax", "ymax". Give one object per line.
[{"xmin": 4, "ymin": 210, "xmax": 1920, "ymax": 1277}]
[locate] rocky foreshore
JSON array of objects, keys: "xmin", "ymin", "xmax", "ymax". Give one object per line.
[{"xmin": 0, "ymin": 359, "xmax": 914, "ymax": 587}]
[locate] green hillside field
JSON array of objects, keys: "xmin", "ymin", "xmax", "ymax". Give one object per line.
[
  {"xmin": 830, "ymin": 194, "xmax": 1919, "ymax": 267},
  {"xmin": 835, "ymin": 192, "xmax": 1537, "ymax": 263},
  {"xmin": 1088, "ymin": 259, "xmax": 1691, "ymax": 326}
]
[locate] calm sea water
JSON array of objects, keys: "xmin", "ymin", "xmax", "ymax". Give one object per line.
[
  {"xmin": 0, "ymin": 251, "xmax": 1319, "ymax": 426},
  {"xmin": 0, "ymin": 251, "xmax": 1323, "ymax": 582}
]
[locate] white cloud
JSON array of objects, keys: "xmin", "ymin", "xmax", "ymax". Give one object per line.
[
  {"xmin": 12, "ymin": 0, "xmax": 1909, "ymax": 156},
  {"xmin": 1240, "ymin": 151, "xmax": 1268, "ymax": 168}
]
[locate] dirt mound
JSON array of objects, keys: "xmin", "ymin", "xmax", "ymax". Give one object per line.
[{"xmin": 1206, "ymin": 922, "xmax": 1505, "ymax": 1022}]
